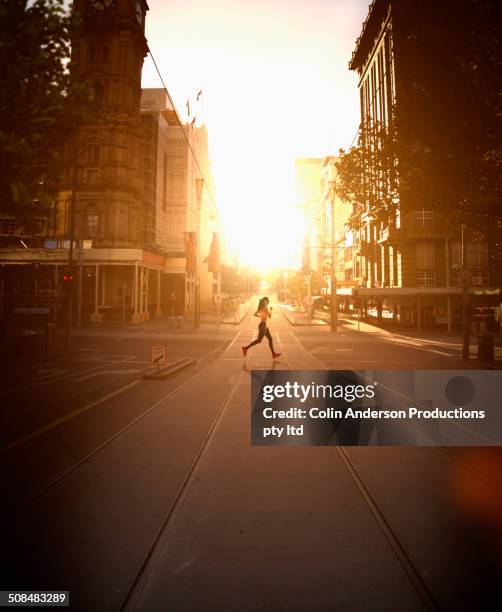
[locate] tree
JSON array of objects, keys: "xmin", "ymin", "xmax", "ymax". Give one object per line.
[
  {"xmin": 335, "ymin": 122, "xmax": 399, "ymax": 229},
  {"xmin": 0, "ymin": 0, "xmax": 93, "ymax": 233}
]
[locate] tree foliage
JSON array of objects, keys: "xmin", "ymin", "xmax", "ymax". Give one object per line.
[
  {"xmin": 335, "ymin": 122, "xmax": 399, "ymax": 229},
  {"xmin": 0, "ymin": 0, "xmax": 93, "ymax": 231}
]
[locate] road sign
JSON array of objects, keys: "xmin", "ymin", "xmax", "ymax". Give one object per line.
[{"xmin": 151, "ymin": 345, "xmax": 166, "ymax": 367}]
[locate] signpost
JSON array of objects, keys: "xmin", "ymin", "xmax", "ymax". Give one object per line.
[
  {"xmin": 151, "ymin": 345, "xmax": 166, "ymax": 374},
  {"xmin": 215, "ymin": 292, "xmax": 222, "ymax": 327}
]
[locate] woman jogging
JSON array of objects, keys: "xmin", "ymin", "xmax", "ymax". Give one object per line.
[{"xmin": 242, "ymin": 296, "xmax": 281, "ymax": 358}]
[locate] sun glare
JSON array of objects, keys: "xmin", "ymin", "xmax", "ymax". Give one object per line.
[{"xmin": 142, "ymin": 0, "xmax": 364, "ymax": 272}]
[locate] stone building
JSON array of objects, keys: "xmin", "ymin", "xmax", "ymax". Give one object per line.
[{"xmin": 0, "ymin": 0, "xmax": 219, "ymax": 324}]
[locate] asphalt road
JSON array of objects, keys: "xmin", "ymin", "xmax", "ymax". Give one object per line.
[{"xmin": 1, "ymin": 310, "xmax": 501, "ymax": 611}]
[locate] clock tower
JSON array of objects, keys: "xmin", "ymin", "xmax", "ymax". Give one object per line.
[{"xmin": 57, "ymin": 0, "xmax": 149, "ymax": 249}]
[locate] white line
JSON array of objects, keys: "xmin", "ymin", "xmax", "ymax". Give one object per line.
[
  {"xmin": 2, "ymin": 380, "xmax": 141, "ymax": 454},
  {"xmin": 0, "ymin": 359, "xmax": 132, "ymax": 397},
  {"xmin": 75, "ymin": 369, "xmax": 141, "ymax": 382}
]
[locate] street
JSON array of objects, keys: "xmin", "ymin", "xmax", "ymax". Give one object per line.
[{"xmin": 2, "ymin": 308, "xmax": 501, "ymax": 611}]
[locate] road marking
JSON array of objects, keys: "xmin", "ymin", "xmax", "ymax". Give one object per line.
[
  {"xmin": 0, "ymin": 359, "xmax": 132, "ymax": 397},
  {"xmin": 2, "ymin": 380, "xmax": 141, "ymax": 454},
  {"xmin": 33, "ymin": 367, "xmax": 69, "ymax": 381},
  {"xmin": 427, "ymin": 349, "xmax": 454, "ymax": 357},
  {"xmin": 75, "ymin": 369, "xmax": 141, "ymax": 382}
]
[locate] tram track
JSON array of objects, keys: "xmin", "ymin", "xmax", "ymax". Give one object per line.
[
  {"xmin": 278, "ymin": 335, "xmax": 500, "ymax": 610},
  {"xmin": 120, "ymin": 333, "xmax": 443, "ymax": 612},
  {"xmin": 276, "ymin": 348, "xmax": 442, "ymax": 611},
  {"xmin": 4, "ymin": 340, "xmax": 232, "ymax": 514},
  {"xmin": 5, "ymin": 315, "xmax": 499, "ymax": 611},
  {"xmin": 119, "ymin": 345, "xmax": 246, "ymax": 611}
]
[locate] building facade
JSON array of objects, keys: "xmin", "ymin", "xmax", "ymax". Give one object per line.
[
  {"xmin": 349, "ymin": 0, "xmax": 502, "ymax": 328},
  {"xmin": 0, "ymin": 1, "xmax": 219, "ymax": 325},
  {"xmin": 140, "ymin": 88, "xmax": 219, "ymax": 315}
]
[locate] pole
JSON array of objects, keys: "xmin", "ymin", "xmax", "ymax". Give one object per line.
[
  {"xmin": 461, "ymin": 223, "xmax": 470, "ymax": 361},
  {"xmin": 217, "ymin": 270, "xmax": 221, "ymax": 327},
  {"xmin": 77, "ymin": 247, "xmax": 83, "ymax": 326},
  {"xmin": 65, "ymin": 138, "xmax": 78, "ymax": 352},
  {"xmin": 122, "ymin": 283, "xmax": 126, "ymax": 326},
  {"xmin": 194, "ymin": 178, "xmax": 204, "ymax": 329},
  {"xmin": 445, "ymin": 237, "xmax": 452, "ymax": 333},
  {"xmin": 330, "ymin": 185, "xmax": 337, "ymax": 332}
]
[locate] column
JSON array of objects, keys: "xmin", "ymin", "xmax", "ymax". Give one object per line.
[
  {"xmin": 145, "ymin": 267, "xmax": 150, "ymax": 321},
  {"xmin": 139, "ymin": 266, "xmax": 145, "ymax": 322},
  {"xmin": 53, "ymin": 264, "xmax": 58, "ymax": 323},
  {"xmin": 90, "ymin": 263, "xmax": 102, "ymax": 323},
  {"xmin": 155, "ymin": 270, "xmax": 162, "ymax": 318},
  {"xmin": 101, "ymin": 266, "xmax": 106, "ymax": 307},
  {"xmin": 132, "ymin": 263, "xmax": 141, "ymax": 324}
]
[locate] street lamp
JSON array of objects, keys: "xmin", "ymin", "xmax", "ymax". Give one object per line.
[{"xmin": 194, "ymin": 177, "xmax": 204, "ymax": 329}]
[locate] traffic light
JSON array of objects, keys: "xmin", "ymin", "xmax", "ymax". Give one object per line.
[{"xmin": 61, "ymin": 271, "xmax": 74, "ymax": 296}]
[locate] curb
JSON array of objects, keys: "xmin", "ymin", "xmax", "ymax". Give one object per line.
[
  {"xmin": 282, "ymin": 311, "xmax": 326, "ymax": 326},
  {"xmin": 143, "ymin": 357, "xmax": 196, "ymax": 381},
  {"xmin": 202, "ymin": 309, "xmax": 248, "ymax": 326}
]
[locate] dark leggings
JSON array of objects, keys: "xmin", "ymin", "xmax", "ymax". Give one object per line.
[{"xmin": 245, "ymin": 321, "xmax": 275, "ymax": 353}]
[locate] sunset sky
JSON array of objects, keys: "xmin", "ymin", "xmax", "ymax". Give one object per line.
[{"xmin": 141, "ymin": 0, "xmax": 370, "ymax": 271}]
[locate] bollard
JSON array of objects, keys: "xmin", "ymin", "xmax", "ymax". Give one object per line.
[
  {"xmin": 477, "ymin": 334, "xmax": 494, "ymax": 363},
  {"xmin": 45, "ymin": 322, "xmax": 56, "ymax": 354}
]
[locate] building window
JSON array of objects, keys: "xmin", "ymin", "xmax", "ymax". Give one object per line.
[
  {"xmin": 416, "ymin": 242, "xmax": 436, "ymax": 287},
  {"xmin": 86, "ymin": 204, "xmax": 99, "ymax": 239},
  {"xmin": 93, "ymin": 82, "xmax": 104, "ymax": 103},
  {"xmin": 87, "ymin": 137, "xmax": 101, "ymax": 165},
  {"xmin": 119, "ymin": 207, "xmax": 127, "ymax": 239},
  {"xmin": 417, "ymin": 270, "xmax": 436, "ymax": 287},
  {"xmin": 168, "ymin": 160, "xmax": 184, "ymax": 198},
  {"xmin": 416, "ymin": 242, "xmax": 435, "ymax": 268},
  {"xmin": 467, "ymin": 242, "xmax": 488, "ymax": 268},
  {"xmin": 86, "ymin": 169, "xmax": 99, "ymax": 183},
  {"xmin": 415, "ymin": 209, "xmax": 433, "ymax": 229},
  {"xmin": 471, "ymin": 270, "xmax": 489, "ymax": 286}
]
